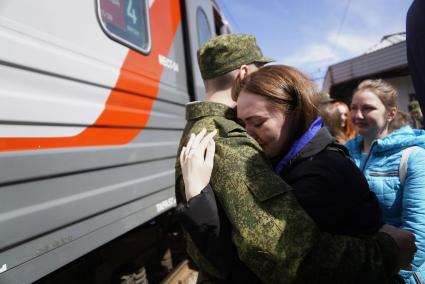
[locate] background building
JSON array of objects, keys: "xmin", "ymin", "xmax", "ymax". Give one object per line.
[{"xmin": 322, "ymin": 33, "xmax": 415, "ymax": 112}]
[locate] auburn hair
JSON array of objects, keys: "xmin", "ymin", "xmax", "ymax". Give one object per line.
[
  {"xmin": 236, "ymin": 65, "xmax": 320, "ymax": 139},
  {"xmin": 321, "ymin": 102, "xmax": 356, "ymax": 144}
]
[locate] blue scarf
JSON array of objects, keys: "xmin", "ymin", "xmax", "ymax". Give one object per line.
[{"xmin": 274, "ymin": 116, "xmax": 323, "ymax": 174}]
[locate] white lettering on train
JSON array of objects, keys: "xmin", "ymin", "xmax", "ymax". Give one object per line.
[
  {"xmin": 155, "ymin": 197, "xmax": 176, "ymax": 212},
  {"xmin": 158, "ymin": 54, "xmax": 179, "ymax": 72}
]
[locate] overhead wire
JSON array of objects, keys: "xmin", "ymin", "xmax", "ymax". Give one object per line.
[
  {"xmin": 334, "ymin": 0, "xmax": 352, "ymax": 52},
  {"xmin": 216, "ymin": 0, "xmax": 242, "ymax": 33},
  {"xmin": 320, "ymin": 0, "xmax": 351, "ymax": 86}
]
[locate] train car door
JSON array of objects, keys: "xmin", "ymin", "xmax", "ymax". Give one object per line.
[{"xmin": 184, "ymin": 0, "xmax": 215, "ymax": 101}]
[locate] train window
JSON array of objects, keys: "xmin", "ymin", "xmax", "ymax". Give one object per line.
[
  {"xmin": 196, "ymin": 7, "xmax": 212, "ymax": 47},
  {"xmin": 97, "ymin": 0, "xmax": 151, "ymax": 54}
]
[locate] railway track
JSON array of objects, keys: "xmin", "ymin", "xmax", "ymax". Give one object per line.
[{"xmin": 161, "ymin": 260, "xmax": 198, "ymax": 284}]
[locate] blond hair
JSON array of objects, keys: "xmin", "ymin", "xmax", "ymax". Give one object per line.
[{"xmin": 355, "ymin": 79, "xmax": 398, "ymax": 110}]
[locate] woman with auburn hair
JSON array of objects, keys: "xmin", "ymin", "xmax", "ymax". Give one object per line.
[
  {"xmin": 346, "ymin": 79, "xmax": 425, "ymax": 283},
  {"xmin": 176, "ymin": 66, "xmax": 408, "ymax": 282},
  {"xmin": 321, "ymin": 101, "xmax": 356, "ymax": 144}
]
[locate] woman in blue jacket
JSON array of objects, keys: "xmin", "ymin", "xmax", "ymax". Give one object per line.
[{"xmin": 346, "ymin": 79, "xmax": 425, "ymax": 283}]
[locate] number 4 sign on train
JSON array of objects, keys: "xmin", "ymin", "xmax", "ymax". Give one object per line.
[{"xmin": 99, "ymin": 0, "xmax": 148, "ymax": 49}]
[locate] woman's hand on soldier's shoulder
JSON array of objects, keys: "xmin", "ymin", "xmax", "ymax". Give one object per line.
[{"xmin": 180, "ymin": 128, "xmax": 217, "ymax": 201}]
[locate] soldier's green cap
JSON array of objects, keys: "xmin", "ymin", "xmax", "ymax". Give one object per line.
[
  {"xmin": 197, "ymin": 34, "xmax": 273, "ymax": 80},
  {"xmin": 319, "ymin": 92, "xmax": 335, "ymax": 104},
  {"xmin": 409, "ymin": 100, "xmax": 421, "ymax": 112}
]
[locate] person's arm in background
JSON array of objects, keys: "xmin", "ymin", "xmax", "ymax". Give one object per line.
[{"xmin": 400, "ymin": 148, "xmax": 425, "ymax": 282}]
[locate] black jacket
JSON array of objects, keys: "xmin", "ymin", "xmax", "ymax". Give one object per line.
[
  {"xmin": 176, "ymin": 127, "xmax": 384, "ymax": 282},
  {"xmin": 278, "ymin": 127, "xmax": 383, "ymax": 235}
]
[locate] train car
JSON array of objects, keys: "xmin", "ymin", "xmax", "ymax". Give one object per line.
[{"xmin": 0, "ymin": 0, "xmax": 230, "ymax": 282}]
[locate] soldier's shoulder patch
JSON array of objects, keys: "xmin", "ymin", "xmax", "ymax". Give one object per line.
[
  {"xmin": 245, "ymin": 171, "xmax": 289, "ymax": 202},
  {"xmin": 213, "ymin": 117, "xmax": 245, "ymax": 136},
  {"xmin": 189, "ymin": 118, "xmax": 217, "ymax": 133}
]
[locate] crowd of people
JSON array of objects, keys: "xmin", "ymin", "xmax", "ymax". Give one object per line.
[{"xmin": 174, "ymin": 1, "xmax": 425, "ymax": 283}]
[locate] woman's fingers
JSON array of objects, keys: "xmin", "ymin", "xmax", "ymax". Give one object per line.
[
  {"xmin": 180, "ymin": 129, "xmax": 216, "ymax": 201},
  {"xmin": 205, "ymin": 139, "xmax": 215, "ymax": 167},
  {"xmin": 198, "ymin": 129, "xmax": 217, "ymax": 153},
  {"xmin": 191, "ymin": 129, "xmax": 217, "ymax": 159},
  {"xmin": 185, "ymin": 133, "xmax": 196, "ymax": 152},
  {"xmin": 180, "ymin": 146, "xmax": 184, "ymax": 164},
  {"xmin": 184, "ymin": 133, "xmax": 196, "ymax": 160},
  {"xmin": 180, "ymin": 146, "xmax": 187, "ymax": 165},
  {"xmin": 183, "ymin": 128, "xmax": 216, "ymax": 161},
  {"xmin": 191, "ymin": 128, "xmax": 207, "ymax": 150}
]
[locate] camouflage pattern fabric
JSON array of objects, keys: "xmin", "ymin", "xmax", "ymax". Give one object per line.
[
  {"xmin": 197, "ymin": 34, "xmax": 273, "ymax": 80},
  {"xmin": 175, "ymin": 101, "xmax": 400, "ymax": 283},
  {"xmin": 409, "ymin": 100, "xmax": 421, "ymax": 112}
]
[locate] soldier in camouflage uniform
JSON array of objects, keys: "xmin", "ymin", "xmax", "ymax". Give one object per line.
[{"xmin": 175, "ymin": 34, "xmax": 409, "ymax": 283}]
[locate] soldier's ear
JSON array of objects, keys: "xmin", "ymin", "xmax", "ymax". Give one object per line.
[{"xmin": 237, "ymin": 65, "xmax": 249, "ymax": 81}]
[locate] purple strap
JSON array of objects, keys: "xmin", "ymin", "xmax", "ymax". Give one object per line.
[{"xmin": 274, "ymin": 116, "xmax": 323, "ymax": 174}]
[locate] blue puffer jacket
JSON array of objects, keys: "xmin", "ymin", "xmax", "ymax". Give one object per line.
[{"xmin": 346, "ymin": 126, "xmax": 425, "ymax": 283}]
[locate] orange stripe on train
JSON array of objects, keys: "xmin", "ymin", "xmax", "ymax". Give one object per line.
[{"xmin": 0, "ymin": 0, "xmax": 181, "ymax": 152}]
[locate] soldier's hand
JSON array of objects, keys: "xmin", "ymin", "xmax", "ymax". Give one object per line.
[
  {"xmin": 379, "ymin": 224, "xmax": 416, "ymax": 270},
  {"xmin": 180, "ymin": 128, "xmax": 217, "ymax": 201}
]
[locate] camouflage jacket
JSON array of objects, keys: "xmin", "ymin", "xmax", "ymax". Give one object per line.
[{"xmin": 175, "ymin": 101, "xmax": 400, "ymax": 283}]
